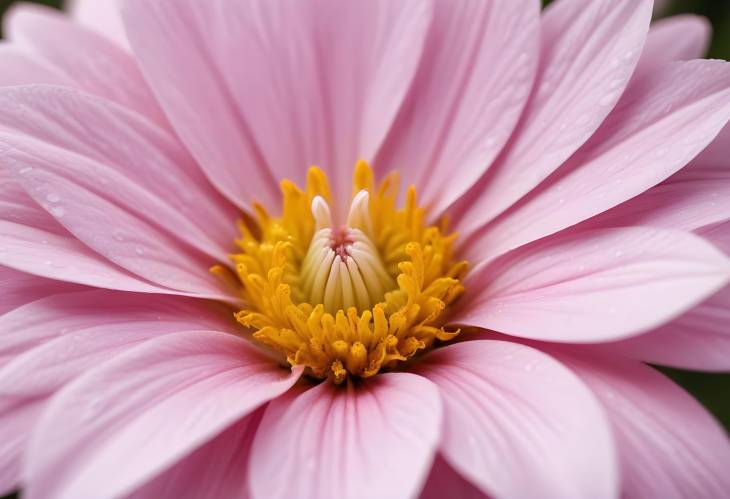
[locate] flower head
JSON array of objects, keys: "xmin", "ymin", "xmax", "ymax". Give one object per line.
[
  {"xmin": 231, "ymin": 162, "xmax": 465, "ymax": 382},
  {"xmin": 0, "ymin": 1, "xmax": 729, "ymax": 499}
]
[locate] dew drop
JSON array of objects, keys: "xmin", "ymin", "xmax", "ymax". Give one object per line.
[
  {"xmin": 50, "ymin": 206, "xmax": 65, "ymax": 218},
  {"xmin": 46, "ymin": 193, "xmax": 61, "ymax": 203}
]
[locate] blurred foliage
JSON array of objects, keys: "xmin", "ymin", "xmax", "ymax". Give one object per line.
[
  {"xmin": 0, "ymin": 0, "xmax": 62, "ymax": 33},
  {"xmin": 0, "ymin": 2, "xmax": 728, "ymax": 498},
  {"xmin": 667, "ymin": 0, "xmax": 730, "ymax": 59},
  {"xmin": 0, "ymin": 0, "xmax": 61, "ymax": 38}
]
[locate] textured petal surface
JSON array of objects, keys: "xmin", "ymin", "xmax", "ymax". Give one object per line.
[
  {"xmin": 597, "ymin": 223, "xmax": 730, "ymax": 370},
  {"xmin": 553, "ymin": 350, "xmax": 730, "ymax": 498},
  {"xmin": 250, "ymin": 373, "xmax": 442, "ymax": 499},
  {"xmin": 123, "ymin": 0, "xmax": 432, "ymax": 212},
  {"xmin": 635, "ymin": 15, "xmax": 711, "ymax": 79},
  {"xmin": 0, "ymin": 290, "xmax": 231, "ymax": 366},
  {"xmin": 376, "ymin": 0, "xmax": 539, "ymax": 215},
  {"xmin": 454, "ymin": 227, "xmax": 730, "ymax": 342},
  {"xmin": 455, "ymin": 0, "xmax": 651, "ymax": 236},
  {"xmin": 0, "ymin": 86, "xmax": 237, "ymax": 296},
  {"xmin": 468, "ymin": 60, "xmax": 730, "ymax": 263},
  {"xmin": 0, "ymin": 291, "xmax": 231, "ymax": 493},
  {"xmin": 0, "ymin": 221, "xmax": 172, "ymax": 294},
  {"xmin": 0, "ymin": 158, "xmax": 66, "ymax": 234},
  {"xmin": 127, "ymin": 410, "xmax": 261, "ymax": 499},
  {"xmin": 2, "ymin": 159, "xmax": 224, "ymax": 298},
  {"xmin": 0, "ymin": 85, "xmax": 237, "ymax": 258},
  {"xmin": 68, "ymin": 0, "xmax": 128, "ymax": 50},
  {"xmin": 587, "ymin": 165, "xmax": 730, "ymax": 232},
  {"xmin": 25, "ymin": 331, "xmax": 301, "ymax": 499},
  {"xmin": 0, "ymin": 46, "xmax": 73, "ymax": 87},
  {"xmin": 418, "ymin": 456, "xmax": 487, "ymax": 499},
  {"xmin": 599, "ymin": 286, "xmax": 730, "ymax": 371},
  {"xmin": 415, "ymin": 340, "xmax": 617, "ymax": 499},
  {"xmin": 690, "ymin": 121, "xmax": 730, "ymax": 168},
  {"xmin": 0, "ymin": 266, "xmax": 81, "ymax": 316},
  {"xmin": 5, "ymin": 4, "xmax": 164, "ymax": 124}
]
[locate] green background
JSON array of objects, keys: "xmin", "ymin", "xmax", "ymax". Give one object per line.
[{"xmin": 0, "ymin": 0, "xmax": 728, "ymax": 497}]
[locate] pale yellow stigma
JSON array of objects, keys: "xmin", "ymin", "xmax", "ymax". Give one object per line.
[
  {"xmin": 301, "ymin": 192, "xmax": 394, "ymax": 313},
  {"xmin": 227, "ymin": 161, "xmax": 467, "ymax": 383}
]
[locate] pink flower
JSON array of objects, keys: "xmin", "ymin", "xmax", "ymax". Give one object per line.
[{"xmin": 0, "ymin": 0, "xmax": 729, "ymax": 498}]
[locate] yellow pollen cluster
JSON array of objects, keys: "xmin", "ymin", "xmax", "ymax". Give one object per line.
[{"xmin": 226, "ymin": 161, "xmax": 467, "ymax": 383}]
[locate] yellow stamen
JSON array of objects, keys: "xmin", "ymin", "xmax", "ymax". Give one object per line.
[{"xmin": 228, "ymin": 161, "xmax": 467, "ymax": 383}]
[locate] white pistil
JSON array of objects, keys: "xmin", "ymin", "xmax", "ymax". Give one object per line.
[
  {"xmin": 312, "ymin": 195, "xmax": 333, "ymax": 230},
  {"xmin": 347, "ymin": 190, "xmax": 374, "ymax": 236},
  {"xmin": 300, "ymin": 193, "xmax": 394, "ymax": 313}
]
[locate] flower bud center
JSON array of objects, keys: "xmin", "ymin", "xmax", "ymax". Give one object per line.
[{"xmin": 301, "ymin": 192, "xmax": 394, "ymax": 313}]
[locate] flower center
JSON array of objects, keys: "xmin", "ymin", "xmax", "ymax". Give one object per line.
[
  {"xmin": 225, "ymin": 161, "xmax": 467, "ymax": 383},
  {"xmin": 301, "ymin": 191, "xmax": 394, "ymax": 313}
]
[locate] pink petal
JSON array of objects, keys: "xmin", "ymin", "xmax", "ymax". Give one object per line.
[
  {"xmin": 0, "ymin": 46, "xmax": 73, "ymax": 87},
  {"xmin": 415, "ymin": 340, "xmax": 617, "ymax": 499},
  {"xmin": 0, "ymin": 221, "xmax": 177, "ymax": 294},
  {"xmin": 2, "ymin": 168, "xmax": 166, "ymax": 293},
  {"xmin": 67, "ymin": 0, "xmax": 129, "ymax": 50},
  {"xmin": 599, "ymin": 286, "xmax": 730, "ymax": 371},
  {"xmin": 249, "ymin": 373, "xmax": 442, "ymax": 499},
  {"xmin": 0, "ymin": 87, "xmax": 238, "ymax": 296},
  {"xmin": 418, "ymin": 455, "xmax": 488, "ymax": 499},
  {"xmin": 0, "ymin": 85, "xmax": 237, "ymax": 261},
  {"xmin": 24, "ymin": 331, "xmax": 301, "ymax": 499},
  {"xmin": 4, "ymin": 4, "xmax": 164, "ymax": 124},
  {"xmin": 454, "ymin": 227, "xmax": 730, "ymax": 343},
  {"xmin": 552, "ymin": 350, "xmax": 730, "ymax": 498},
  {"xmin": 0, "ymin": 290, "xmax": 231, "ymax": 492},
  {"xmin": 581, "ymin": 161, "xmax": 730, "ymax": 370},
  {"xmin": 0, "ymin": 170, "xmax": 65, "ymax": 234},
  {"xmin": 468, "ymin": 60, "xmax": 730, "ymax": 264},
  {"xmin": 122, "ymin": 0, "xmax": 432, "ymax": 212},
  {"xmin": 2, "ymin": 166, "xmax": 225, "ymax": 298},
  {"xmin": 699, "ymin": 220, "xmax": 730, "ymax": 255},
  {"xmin": 690, "ymin": 122, "xmax": 730, "ymax": 168},
  {"xmin": 0, "ymin": 289, "xmax": 231, "ymax": 367},
  {"xmin": 586, "ymin": 164, "xmax": 730, "ymax": 232},
  {"xmin": 596, "ymin": 223, "xmax": 730, "ymax": 371},
  {"xmin": 127, "ymin": 410, "xmax": 262, "ymax": 499},
  {"xmin": 376, "ymin": 0, "xmax": 539, "ymax": 215},
  {"xmin": 455, "ymin": 0, "xmax": 651, "ymax": 237},
  {"xmin": 0, "ymin": 401, "xmax": 37, "ymax": 495},
  {"xmin": 0, "ymin": 266, "xmax": 82, "ymax": 316},
  {"xmin": 634, "ymin": 15, "xmax": 711, "ymax": 79}
]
